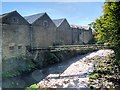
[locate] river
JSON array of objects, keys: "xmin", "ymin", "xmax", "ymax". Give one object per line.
[{"xmin": 2, "ymin": 49, "xmax": 114, "ymax": 88}]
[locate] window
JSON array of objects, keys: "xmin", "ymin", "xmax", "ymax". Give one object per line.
[
  {"xmin": 9, "ymin": 43, "xmax": 15, "ymax": 50},
  {"xmin": 18, "ymin": 44, "xmax": 22, "ymax": 49},
  {"xmin": 5, "ymin": 18, "xmax": 8, "ymax": 20},
  {"xmin": 79, "ymin": 31, "xmax": 81, "ymax": 34},
  {"xmin": 18, "ymin": 46, "xmax": 22, "ymax": 49},
  {"xmin": 43, "ymin": 20, "xmax": 48, "ymax": 27},
  {"xmin": 9, "ymin": 46, "xmax": 14, "ymax": 50},
  {"xmin": 8, "ymin": 43, "xmax": 15, "ymax": 55}
]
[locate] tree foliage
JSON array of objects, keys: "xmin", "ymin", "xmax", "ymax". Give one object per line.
[{"xmin": 94, "ymin": 2, "xmax": 120, "ymax": 60}]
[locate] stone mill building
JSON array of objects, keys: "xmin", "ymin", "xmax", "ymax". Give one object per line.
[{"xmin": 0, "ymin": 11, "xmax": 93, "ymax": 58}]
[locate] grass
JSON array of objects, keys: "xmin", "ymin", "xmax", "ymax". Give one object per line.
[
  {"xmin": 25, "ymin": 84, "xmax": 54, "ymax": 90},
  {"xmin": 89, "ymin": 73, "xmax": 101, "ymax": 79},
  {"xmin": 25, "ymin": 84, "xmax": 39, "ymax": 90}
]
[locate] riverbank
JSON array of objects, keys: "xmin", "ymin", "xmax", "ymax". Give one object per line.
[
  {"xmin": 2, "ymin": 49, "xmax": 95, "ymax": 88},
  {"xmin": 88, "ymin": 50, "xmax": 120, "ymax": 89},
  {"xmin": 27, "ymin": 49, "xmax": 114, "ymax": 88}
]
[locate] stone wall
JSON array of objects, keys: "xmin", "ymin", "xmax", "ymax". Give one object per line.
[
  {"xmin": 80, "ymin": 29, "xmax": 93, "ymax": 44},
  {"xmin": 2, "ymin": 24, "xmax": 30, "ymax": 58},
  {"xmin": 32, "ymin": 25, "xmax": 56, "ymax": 47},
  {"xmin": 31, "ymin": 14, "xmax": 57, "ymax": 47},
  {"xmin": 0, "ymin": 24, "xmax": 1, "ymax": 89},
  {"xmin": 71, "ymin": 28, "xmax": 83, "ymax": 45},
  {"xmin": 1, "ymin": 11, "xmax": 93, "ymax": 59},
  {"xmin": 56, "ymin": 20, "xmax": 72, "ymax": 45}
]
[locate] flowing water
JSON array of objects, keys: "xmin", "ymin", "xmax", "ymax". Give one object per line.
[{"xmin": 2, "ymin": 49, "xmax": 114, "ymax": 88}]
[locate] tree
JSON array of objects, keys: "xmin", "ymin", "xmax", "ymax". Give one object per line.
[{"xmin": 95, "ymin": 1, "xmax": 120, "ymax": 60}]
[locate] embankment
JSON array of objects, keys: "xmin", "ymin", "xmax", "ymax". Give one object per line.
[{"xmin": 2, "ymin": 48, "xmax": 96, "ymax": 88}]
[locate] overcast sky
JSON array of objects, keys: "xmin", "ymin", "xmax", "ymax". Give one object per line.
[{"xmin": 1, "ymin": 2, "xmax": 104, "ymax": 26}]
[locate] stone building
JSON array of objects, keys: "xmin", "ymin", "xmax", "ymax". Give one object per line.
[
  {"xmin": 53, "ymin": 18, "xmax": 72, "ymax": 45},
  {"xmin": 70, "ymin": 24, "xmax": 83, "ymax": 44},
  {"xmin": 24, "ymin": 13, "xmax": 57, "ymax": 48},
  {"xmin": 0, "ymin": 11, "xmax": 30, "ymax": 58},
  {"xmin": 70, "ymin": 25, "xmax": 93, "ymax": 44},
  {"xmin": 80, "ymin": 26, "xmax": 93, "ymax": 44},
  {"xmin": 0, "ymin": 11, "xmax": 93, "ymax": 58}
]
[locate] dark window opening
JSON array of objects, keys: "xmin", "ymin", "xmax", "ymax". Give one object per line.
[
  {"xmin": 43, "ymin": 20, "xmax": 48, "ymax": 27},
  {"xmin": 5, "ymin": 18, "xmax": 8, "ymax": 20},
  {"xmin": 18, "ymin": 46, "xmax": 22, "ymax": 49},
  {"xmin": 9, "ymin": 46, "xmax": 14, "ymax": 50}
]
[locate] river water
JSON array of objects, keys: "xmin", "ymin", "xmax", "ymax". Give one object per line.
[{"xmin": 2, "ymin": 49, "xmax": 114, "ymax": 88}]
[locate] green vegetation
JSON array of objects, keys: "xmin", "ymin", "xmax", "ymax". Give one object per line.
[
  {"xmin": 89, "ymin": 53, "xmax": 120, "ymax": 88},
  {"xmin": 2, "ymin": 49, "xmax": 94, "ymax": 78},
  {"xmin": 25, "ymin": 84, "xmax": 54, "ymax": 90},
  {"xmin": 89, "ymin": 3, "xmax": 120, "ymax": 87},
  {"xmin": 89, "ymin": 73, "xmax": 101, "ymax": 79},
  {"xmin": 25, "ymin": 84, "xmax": 39, "ymax": 90},
  {"xmin": 2, "ymin": 55, "xmax": 35, "ymax": 78},
  {"xmin": 90, "ymin": 1, "xmax": 120, "ymax": 61}
]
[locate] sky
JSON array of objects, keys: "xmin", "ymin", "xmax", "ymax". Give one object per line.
[{"xmin": 1, "ymin": 2, "xmax": 104, "ymax": 26}]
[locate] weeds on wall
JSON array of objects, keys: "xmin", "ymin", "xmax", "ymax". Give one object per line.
[
  {"xmin": 2, "ymin": 55, "xmax": 35, "ymax": 78},
  {"xmin": 2, "ymin": 49, "xmax": 96, "ymax": 78}
]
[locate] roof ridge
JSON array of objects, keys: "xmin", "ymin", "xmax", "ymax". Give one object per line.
[
  {"xmin": 24, "ymin": 12, "xmax": 46, "ymax": 17},
  {"xmin": 53, "ymin": 18, "xmax": 66, "ymax": 20},
  {"xmin": 24, "ymin": 12, "xmax": 46, "ymax": 24},
  {"xmin": 0, "ymin": 10, "xmax": 17, "ymax": 16},
  {"xmin": 53, "ymin": 18, "xmax": 66, "ymax": 27}
]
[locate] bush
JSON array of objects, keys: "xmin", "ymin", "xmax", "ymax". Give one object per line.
[
  {"xmin": 25, "ymin": 84, "xmax": 39, "ymax": 90},
  {"xmin": 2, "ymin": 55, "xmax": 35, "ymax": 78},
  {"xmin": 89, "ymin": 73, "xmax": 101, "ymax": 79}
]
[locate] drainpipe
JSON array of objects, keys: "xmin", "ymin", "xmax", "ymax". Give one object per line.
[
  {"xmin": 72, "ymin": 28, "xmax": 74, "ymax": 44},
  {"xmin": 30, "ymin": 24, "xmax": 32, "ymax": 47},
  {"xmin": 77, "ymin": 28, "xmax": 79, "ymax": 44},
  {"xmin": 83, "ymin": 29, "xmax": 84, "ymax": 44}
]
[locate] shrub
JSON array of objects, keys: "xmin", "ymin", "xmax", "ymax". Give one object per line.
[
  {"xmin": 2, "ymin": 55, "xmax": 35, "ymax": 78},
  {"xmin": 25, "ymin": 84, "xmax": 39, "ymax": 90},
  {"xmin": 89, "ymin": 73, "xmax": 101, "ymax": 79}
]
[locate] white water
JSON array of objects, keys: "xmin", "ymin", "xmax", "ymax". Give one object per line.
[{"xmin": 38, "ymin": 49, "xmax": 114, "ymax": 88}]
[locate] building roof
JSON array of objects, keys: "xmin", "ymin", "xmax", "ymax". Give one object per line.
[
  {"xmin": 70, "ymin": 24, "xmax": 91, "ymax": 30},
  {"xmin": 81, "ymin": 26, "xmax": 90, "ymax": 30},
  {"xmin": 0, "ymin": 11, "xmax": 17, "ymax": 19},
  {"xmin": 82, "ymin": 26, "xmax": 89, "ymax": 30},
  {"xmin": 53, "ymin": 18, "xmax": 66, "ymax": 27},
  {"xmin": 24, "ymin": 12, "xmax": 46, "ymax": 24},
  {"xmin": 70, "ymin": 24, "xmax": 82, "ymax": 29}
]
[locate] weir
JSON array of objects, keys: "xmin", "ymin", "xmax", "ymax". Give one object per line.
[{"xmin": 28, "ymin": 44, "xmax": 111, "ymax": 52}]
